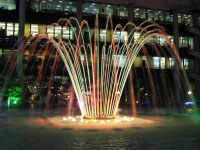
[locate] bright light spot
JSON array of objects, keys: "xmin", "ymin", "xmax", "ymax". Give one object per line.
[
  {"xmin": 145, "ymin": 93, "xmax": 148, "ymax": 96},
  {"xmin": 123, "ymin": 116, "xmax": 130, "ymax": 121},
  {"xmin": 63, "ymin": 117, "xmax": 67, "ymax": 120},
  {"xmin": 93, "ymin": 120, "xmax": 97, "ymax": 123},
  {"xmin": 68, "ymin": 116, "xmax": 72, "ymax": 120},
  {"xmin": 188, "ymin": 90, "xmax": 192, "ymax": 95},
  {"xmin": 114, "ymin": 119, "xmax": 121, "ymax": 123},
  {"xmin": 116, "ymin": 91, "xmax": 120, "ymax": 95},
  {"xmin": 72, "ymin": 118, "xmax": 76, "ymax": 122},
  {"xmin": 100, "ymin": 120, "xmax": 105, "ymax": 123},
  {"xmin": 79, "ymin": 101, "xmax": 84, "ymax": 107},
  {"xmin": 136, "ymin": 101, "xmax": 139, "ymax": 104},
  {"xmin": 106, "ymin": 120, "xmax": 111, "ymax": 122},
  {"xmin": 77, "ymin": 116, "xmax": 82, "ymax": 119},
  {"xmin": 185, "ymin": 101, "xmax": 195, "ymax": 106}
]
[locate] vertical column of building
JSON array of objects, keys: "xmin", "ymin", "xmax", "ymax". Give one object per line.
[
  {"xmin": 77, "ymin": 0, "xmax": 83, "ymax": 24},
  {"xmin": 173, "ymin": 10, "xmax": 181, "ymax": 104},
  {"xmin": 17, "ymin": 0, "xmax": 26, "ymax": 76},
  {"xmin": 192, "ymin": 13, "xmax": 200, "ymax": 100},
  {"xmin": 128, "ymin": 4, "xmax": 133, "ymax": 23},
  {"xmin": 76, "ymin": 0, "xmax": 82, "ymax": 43}
]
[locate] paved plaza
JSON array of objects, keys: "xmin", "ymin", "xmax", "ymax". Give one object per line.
[{"xmin": 0, "ymin": 109, "xmax": 199, "ymax": 150}]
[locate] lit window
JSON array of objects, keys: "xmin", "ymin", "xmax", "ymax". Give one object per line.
[
  {"xmin": 47, "ymin": 25, "xmax": 54, "ymax": 38},
  {"xmin": 147, "ymin": 9, "xmax": 160, "ymax": 21},
  {"xmin": 83, "ymin": 2, "xmax": 113, "ymax": 16},
  {"xmin": 160, "ymin": 57, "xmax": 165, "ymax": 69},
  {"xmin": 155, "ymin": 36, "xmax": 166, "ymax": 46},
  {"xmin": 0, "ymin": 0, "xmax": 16, "ymax": 10},
  {"xmin": 134, "ymin": 32, "xmax": 140, "ymax": 43},
  {"xmin": 7, "ymin": 23, "xmax": 14, "ymax": 36},
  {"xmin": 150, "ymin": 35, "xmax": 170, "ymax": 46},
  {"xmin": 178, "ymin": 13, "xmax": 193, "ymax": 27},
  {"xmin": 30, "ymin": 0, "xmax": 77, "ymax": 13},
  {"xmin": 169, "ymin": 58, "xmax": 174, "ymax": 68},
  {"xmin": 105, "ymin": 4, "xmax": 113, "ymax": 15},
  {"xmin": 114, "ymin": 31, "xmax": 121, "ymax": 42},
  {"xmin": 0, "ymin": 22, "xmax": 6, "ymax": 29},
  {"xmin": 179, "ymin": 36, "xmax": 189, "ymax": 48},
  {"xmin": 14, "ymin": 23, "xmax": 19, "ymax": 36},
  {"xmin": 117, "ymin": 6, "xmax": 128, "ymax": 17},
  {"xmin": 134, "ymin": 8, "xmax": 146, "ymax": 20},
  {"xmin": 63, "ymin": 26, "xmax": 74, "ymax": 40},
  {"xmin": 112, "ymin": 55, "xmax": 127, "ymax": 67},
  {"xmin": 55, "ymin": 26, "xmax": 62, "ymax": 38},
  {"xmin": 30, "ymin": 24, "xmax": 38, "ymax": 36},
  {"xmin": 165, "ymin": 12, "xmax": 173, "ymax": 22},
  {"xmin": 121, "ymin": 31, "xmax": 128, "ymax": 42},
  {"xmin": 63, "ymin": 26, "xmax": 69, "ymax": 39},
  {"xmin": 182, "ymin": 59, "xmax": 189, "ymax": 70},
  {"xmin": 152, "ymin": 57, "xmax": 160, "ymax": 69},
  {"xmin": 100, "ymin": 29, "xmax": 106, "ymax": 42},
  {"xmin": 151, "ymin": 57, "xmax": 167, "ymax": 69},
  {"xmin": 189, "ymin": 37, "xmax": 194, "ymax": 49},
  {"xmin": 158, "ymin": 11, "xmax": 164, "ymax": 22}
]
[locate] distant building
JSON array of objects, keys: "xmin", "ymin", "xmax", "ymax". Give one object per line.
[{"xmin": 0, "ymin": 0, "xmax": 199, "ymax": 105}]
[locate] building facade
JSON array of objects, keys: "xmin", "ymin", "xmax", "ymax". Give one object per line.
[{"xmin": 0, "ymin": 0, "xmax": 200, "ymax": 105}]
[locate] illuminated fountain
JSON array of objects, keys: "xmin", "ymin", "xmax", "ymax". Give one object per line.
[
  {"xmin": 1, "ymin": 15, "xmax": 195, "ymax": 122},
  {"xmin": 23, "ymin": 15, "xmax": 186, "ymax": 119}
]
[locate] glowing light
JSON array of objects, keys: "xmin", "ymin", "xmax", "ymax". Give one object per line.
[
  {"xmin": 122, "ymin": 116, "xmax": 130, "ymax": 121},
  {"xmin": 100, "ymin": 120, "xmax": 105, "ymax": 123},
  {"xmin": 63, "ymin": 117, "xmax": 67, "ymax": 120},
  {"xmin": 60, "ymin": 116, "xmax": 135, "ymax": 124},
  {"xmin": 185, "ymin": 101, "xmax": 195, "ymax": 106},
  {"xmin": 188, "ymin": 90, "xmax": 192, "ymax": 95},
  {"xmin": 79, "ymin": 101, "xmax": 84, "ymax": 107},
  {"xmin": 93, "ymin": 120, "xmax": 97, "ymax": 123},
  {"xmin": 6, "ymin": 85, "xmax": 22, "ymax": 107},
  {"xmin": 114, "ymin": 119, "xmax": 121, "ymax": 123},
  {"xmin": 68, "ymin": 116, "xmax": 72, "ymax": 120}
]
